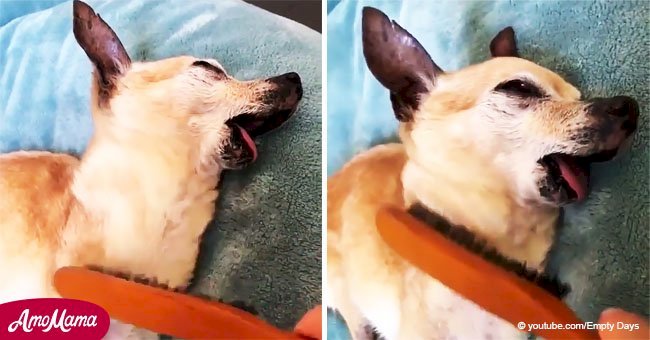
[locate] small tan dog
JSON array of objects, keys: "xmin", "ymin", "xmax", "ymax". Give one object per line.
[
  {"xmin": 328, "ymin": 7, "xmax": 638, "ymax": 340},
  {"xmin": 0, "ymin": 1, "xmax": 301, "ymax": 338}
]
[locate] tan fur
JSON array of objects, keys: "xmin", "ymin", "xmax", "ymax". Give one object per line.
[
  {"xmin": 328, "ymin": 55, "xmax": 634, "ymax": 339},
  {"xmin": 0, "ymin": 51, "xmax": 299, "ymax": 340}
]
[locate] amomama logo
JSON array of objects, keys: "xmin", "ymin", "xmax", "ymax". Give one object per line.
[{"xmin": 0, "ymin": 298, "xmax": 110, "ymax": 339}]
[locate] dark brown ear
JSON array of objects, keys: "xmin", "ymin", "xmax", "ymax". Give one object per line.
[
  {"xmin": 73, "ymin": 0, "xmax": 130, "ymax": 105},
  {"xmin": 490, "ymin": 26, "xmax": 519, "ymax": 58},
  {"xmin": 361, "ymin": 7, "xmax": 443, "ymax": 122}
]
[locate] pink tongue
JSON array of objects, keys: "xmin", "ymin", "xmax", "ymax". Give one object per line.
[
  {"xmin": 554, "ymin": 155, "xmax": 588, "ymax": 201},
  {"xmin": 237, "ymin": 125, "xmax": 257, "ymax": 162}
]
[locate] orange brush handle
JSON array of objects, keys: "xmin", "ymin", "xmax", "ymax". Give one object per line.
[
  {"xmin": 376, "ymin": 206, "xmax": 599, "ymax": 340},
  {"xmin": 53, "ymin": 267, "xmax": 307, "ymax": 339}
]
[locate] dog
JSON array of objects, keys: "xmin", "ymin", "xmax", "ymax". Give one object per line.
[
  {"xmin": 0, "ymin": 1, "xmax": 302, "ymax": 338},
  {"xmin": 327, "ymin": 7, "xmax": 639, "ymax": 340}
]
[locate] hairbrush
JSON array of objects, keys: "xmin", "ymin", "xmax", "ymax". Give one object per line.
[{"xmin": 53, "ymin": 266, "xmax": 319, "ymax": 339}]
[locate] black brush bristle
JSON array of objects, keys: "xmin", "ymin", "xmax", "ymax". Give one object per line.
[
  {"xmin": 85, "ymin": 265, "xmax": 181, "ymax": 291},
  {"xmin": 407, "ymin": 204, "xmax": 570, "ymax": 298},
  {"xmin": 84, "ymin": 266, "xmax": 259, "ymax": 315},
  {"xmin": 224, "ymin": 300, "xmax": 259, "ymax": 315}
]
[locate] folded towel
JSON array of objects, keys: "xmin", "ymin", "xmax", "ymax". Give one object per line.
[
  {"xmin": 327, "ymin": 0, "xmax": 648, "ymax": 337},
  {"xmin": 0, "ymin": 0, "xmax": 322, "ymax": 329}
]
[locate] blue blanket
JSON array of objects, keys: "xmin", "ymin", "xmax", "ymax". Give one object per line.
[
  {"xmin": 0, "ymin": 0, "xmax": 321, "ymax": 330},
  {"xmin": 327, "ymin": 0, "xmax": 648, "ymax": 338}
]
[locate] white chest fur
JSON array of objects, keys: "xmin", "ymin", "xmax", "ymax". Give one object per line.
[{"xmin": 58, "ymin": 139, "xmax": 220, "ymax": 289}]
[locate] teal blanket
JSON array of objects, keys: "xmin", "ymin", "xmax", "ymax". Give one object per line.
[
  {"xmin": 327, "ymin": 0, "xmax": 648, "ymax": 338},
  {"xmin": 0, "ymin": 0, "xmax": 321, "ymax": 330}
]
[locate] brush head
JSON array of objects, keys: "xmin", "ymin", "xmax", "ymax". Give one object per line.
[
  {"xmin": 407, "ymin": 203, "xmax": 570, "ymax": 298},
  {"xmin": 53, "ymin": 267, "xmax": 299, "ymax": 339}
]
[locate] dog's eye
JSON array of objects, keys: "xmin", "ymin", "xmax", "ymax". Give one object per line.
[
  {"xmin": 494, "ymin": 79, "xmax": 544, "ymax": 97},
  {"xmin": 192, "ymin": 60, "xmax": 226, "ymax": 77}
]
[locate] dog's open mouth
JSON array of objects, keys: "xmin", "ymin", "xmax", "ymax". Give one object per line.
[
  {"xmin": 222, "ymin": 108, "xmax": 296, "ymax": 168},
  {"xmin": 227, "ymin": 109, "xmax": 295, "ymax": 138},
  {"xmin": 538, "ymin": 148, "xmax": 618, "ymax": 202}
]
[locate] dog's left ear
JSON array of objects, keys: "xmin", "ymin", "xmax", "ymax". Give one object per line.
[
  {"xmin": 490, "ymin": 27, "xmax": 519, "ymax": 58},
  {"xmin": 362, "ymin": 7, "xmax": 443, "ymax": 122},
  {"xmin": 73, "ymin": 0, "xmax": 131, "ymax": 106}
]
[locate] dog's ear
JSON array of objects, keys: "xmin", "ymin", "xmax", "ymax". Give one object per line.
[
  {"xmin": 362, "ymin": 7, "xmax": 443, "ymax": 122},
  {"xmin": 73, "ymin": 0, "xmax": 131, "ymax": 105},
  {"xmin": 490, "ymin": 27, "xmax": 519, "ymax": 58}
]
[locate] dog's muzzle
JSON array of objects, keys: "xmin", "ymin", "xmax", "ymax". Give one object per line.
[
  {"xmin": 537, "ymin": 95, "xmax": 639, "ymax": 205},
  {"xmin": 219, "ymin": 72, "xmax": 303, "ymax": 170}
]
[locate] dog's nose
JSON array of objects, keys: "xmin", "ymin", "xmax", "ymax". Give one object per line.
[
  {"xmin": 608, "ymin": 96, "xmax": 639, "ymax": 136},
  {"xmin": 264, "ymin": 72, "xmax": 303, "ymax": 103},
  {"xmin": 607, "ymin": 96, "xmax": 639, "ymax": 118},
  {"xmin": 267, "ymin": 72, "xmax": 302, "ymax": 87},
  {"xmin": 591, "ymin": 96, "xmax": 639, "ymax": 136},
  {"xmin": 271, "ymin": 72, "xmax": 302, "ymax": 100},
  {"xmin": 282, "ymin": 72, "xmax": 301, "ymax": 85}
]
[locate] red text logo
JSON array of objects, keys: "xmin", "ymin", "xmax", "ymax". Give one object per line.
[{"xmin": 0, "ymin": 298, "xmax": 110, "ymax": 339}]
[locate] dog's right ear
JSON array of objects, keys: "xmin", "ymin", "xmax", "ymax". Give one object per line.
[
  {"xmin": 362, "ymin": 7, "xmax": 443, "ymax": 122},
  {"xmin": 490, "ymin": 27, "xmax": 519, "ymax": 58},
  {"xmin": 73, "ymin": 0, "xmax": 131, "ymax": 106}
]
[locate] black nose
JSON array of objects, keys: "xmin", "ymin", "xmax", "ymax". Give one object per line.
[
  {"xmin": 591, "ymin": 96, "xmax": 639, "ymax": 136},
  {"xmin": 610, "ymin": 96, "xmax": 639, "ymax": 136},
  {"xmin": 270, "ymin": 72, "xmax": 302, "ymax": 100},
  {"xmin": 282, "ymin": 72, "xmax": 301, "ymax": 85},
  {"xmin": 267, "ymin": 72, "xmax": 302, "ymax": 86},
  {"xmin": 608, "ymin": 96, "xmax": 639, "ymax": 118},
  {"xmin": 264, "ymin": 72, "xmax": 303, "ymax": 103}
]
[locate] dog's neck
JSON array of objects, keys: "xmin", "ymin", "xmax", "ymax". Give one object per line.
[
  {"xmin": 400, "ymin": 153, "xmax": 558, "ymax": 269},
  {"xmin": 75, "ymin": 117, "xmax": 220, "ymax": 198},
  {"xmin": 63, "ymin": 116, "xmax": 220, "ymax": 284}
]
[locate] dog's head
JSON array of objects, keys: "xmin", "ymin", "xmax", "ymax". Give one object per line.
[
  {"xmin": 72, "ymin": 0, "xmax": 302, "ymax": 171},
  {"xmin": 362, "ymin": 7, "xmax": 639, "ymax": 207}
]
